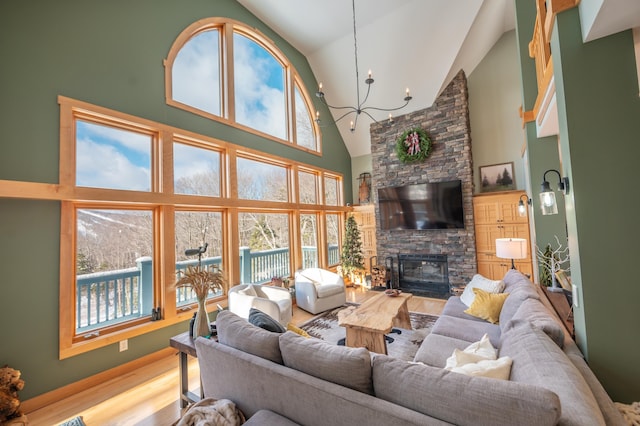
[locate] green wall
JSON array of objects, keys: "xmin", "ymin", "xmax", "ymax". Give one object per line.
[
  {"xmin": 551, "ymin": 8, "xmax": 640, "ymax": 402},
  {"xmin": 514, "ymin": 0, "xmax": 640, "ymax": 402},
  {"xmin": 468, "ymin": 31, "xmax": 527, "ymax": 194},
  {"xmin": 513, "ymin": 0, "xmax": 568, "ymax": 283},
  {"xmin": 0, "ymin": 0, "xmax": 349, "ymax": 400}
]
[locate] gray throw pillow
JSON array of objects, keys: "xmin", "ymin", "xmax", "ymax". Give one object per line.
[
  {"xmin": 216, "ymin": 310, "xmax": 283, "ymax": 364},
  {"xmin": 248, "ymin": 308, "xmax": 286, "ymax": 333}
]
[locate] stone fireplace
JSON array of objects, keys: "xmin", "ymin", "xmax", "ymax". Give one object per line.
[
  {"xmin": 397, "ymin": 253, "xmax": 449, "ymax": 297},
  {"xmin": 370, "ymin": 70, "xmax": 476, "ymax": 292}
]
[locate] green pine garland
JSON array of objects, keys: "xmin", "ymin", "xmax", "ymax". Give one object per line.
[{"xmin": 395, "ymin": 127, "xmax": 432, "ymax": 163}]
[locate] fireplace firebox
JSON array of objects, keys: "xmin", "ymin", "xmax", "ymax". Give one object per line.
[{"xmin": 397, "ymin": 254, "xmax": 450, "ymax": 298}]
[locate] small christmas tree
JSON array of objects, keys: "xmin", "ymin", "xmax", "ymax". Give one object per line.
[{"xmin": 341, "ymin": 215, "xmax": 365, "ymax": 281}]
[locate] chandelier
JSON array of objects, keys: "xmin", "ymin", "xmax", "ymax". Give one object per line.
[{"xmin": 315, "ymin": 0, "xmax": 412, "ymax": 132}]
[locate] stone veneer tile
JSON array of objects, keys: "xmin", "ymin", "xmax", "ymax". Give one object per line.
[{"xmin": 369, "ymin": 70, "xmax": 476, "ymax": 288}]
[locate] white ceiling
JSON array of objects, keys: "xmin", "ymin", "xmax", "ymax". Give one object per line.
[{"xmin": 237, "ymin": 0, "xmax": 640, "ymax": 158}]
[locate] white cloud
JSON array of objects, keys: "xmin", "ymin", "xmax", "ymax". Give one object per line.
[
  {"xmin": 232, "ymin": 35, "xmax": 287, "ymax": 139},
  {"xmin": 173, "ymin": 143, "xmax": 219, "ymax": 178},
  {"xmin": 80, "ymin": 121, "xmax": 151, "ymax": 155},
  {"xmin": 76, "ymin": 138, "xmax": 150, "ymax": 191},
  {"xmin": 172, "ymin": 30, "xmax": 221, "ymax": 115}
]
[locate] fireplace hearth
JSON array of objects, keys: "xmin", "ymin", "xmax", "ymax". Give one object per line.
[{"xmin": 397, "ymin": 254, "xmax": 450, "ymax": 298}]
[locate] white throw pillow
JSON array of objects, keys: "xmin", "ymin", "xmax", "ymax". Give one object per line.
[
  {"xmin": 444, "ymin": 333, "xmax": 497, "ymax": 369},
  {"xmin": 460, "ymin": 274, "xmax": 505, "ymax": 307},
  {"xmin": 445, "ymin": 349, "xmax": 489, "ymax": 370},
  {"xmin": 238, "ymin": 285, "xmax": 257, "ymax": 297},
  {"xmin": 462, "ymin": 333, "xmax": 497, "ymax": 360},
  {"xmin": 449, "ymin": 356, "xmax": 513, "ymax": 380}
]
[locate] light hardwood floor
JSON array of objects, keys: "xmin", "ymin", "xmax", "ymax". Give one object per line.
[{"xmin": 26, "ymin": 287, "xmax": 445, "ymax": 426}]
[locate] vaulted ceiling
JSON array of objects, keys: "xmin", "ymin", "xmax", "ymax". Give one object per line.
[{"xmin": 237, "ymin": 0, "xmax": 640, "ymax": 157}]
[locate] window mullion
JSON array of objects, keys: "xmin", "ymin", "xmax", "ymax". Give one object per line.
[{"xmin": 223, "ymin": 23, "xmax": 235, "ymax": 122}]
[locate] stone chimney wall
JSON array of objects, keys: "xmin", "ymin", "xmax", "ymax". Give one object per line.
[{"xmin": 369, "ymin": 70, "xmax": 476, "ymax": 288}]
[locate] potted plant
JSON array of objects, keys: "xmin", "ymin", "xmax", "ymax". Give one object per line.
[{"xmin": 176, "ymin": 265, "xmax": 228, "ymax": 338}]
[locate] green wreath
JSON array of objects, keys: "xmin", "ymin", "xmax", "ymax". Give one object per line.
[{"xmin": 395, "ymin": 127, "xmax": 432, "ymax": 163}]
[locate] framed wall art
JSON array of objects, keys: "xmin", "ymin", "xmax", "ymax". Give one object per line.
[{"xmin": 479, "ymin": 162, "xmax": 516, "ymax": 193}]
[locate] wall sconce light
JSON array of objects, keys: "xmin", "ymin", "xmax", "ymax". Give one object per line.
[
  {"xmin": 539, "ymin": 169, "xmax": 570, "ymax": 216},
  {"xmin": 518, "ymin": 194, "xmax": 531, "ymax": 217}
]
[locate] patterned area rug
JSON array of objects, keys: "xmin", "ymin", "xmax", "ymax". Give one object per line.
[
  {"xmin": 58, "ymin": 417, "xmax": 86, "ymax": 426},
  {"xmin": 299, "ymin": 303, "xmax": 439, "ymax": 361}
]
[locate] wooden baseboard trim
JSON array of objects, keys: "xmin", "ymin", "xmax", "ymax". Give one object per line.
[{"xmin": 22, "ymin": 347, "xmax": 176, "ymax": 413}]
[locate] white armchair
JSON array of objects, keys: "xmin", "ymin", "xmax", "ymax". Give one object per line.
[
  {"xmin": 228, "ymin": 284, "xmax": 292, "ymax": 326},
  {"xmin": 295, "ymin": 268, "xmax": 347, "ymax": 314}
]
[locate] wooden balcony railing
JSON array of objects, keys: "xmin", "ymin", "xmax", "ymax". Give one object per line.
[{"xmin": 75, "ymin": 245, "xmax": 340, "ymax": 331}]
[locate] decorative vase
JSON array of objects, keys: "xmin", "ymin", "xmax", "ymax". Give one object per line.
[{"xmin": 193, "ymin": 298, "xmax": 211, "ymax": 338}]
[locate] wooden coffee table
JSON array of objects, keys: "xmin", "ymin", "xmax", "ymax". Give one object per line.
[{"xmin": 337, "ymin": 291, "xmax": 413, "ymax": 354}]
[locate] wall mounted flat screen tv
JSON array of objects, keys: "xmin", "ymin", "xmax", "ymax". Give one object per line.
[{"xmin": 377, "ymin": 180, "xmax": 464, "ymax": 230}]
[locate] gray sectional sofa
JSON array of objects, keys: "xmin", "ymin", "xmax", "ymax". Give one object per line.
[{"xmin": 195, "ymin": 270, "xmax": 625, "ymax": 425}]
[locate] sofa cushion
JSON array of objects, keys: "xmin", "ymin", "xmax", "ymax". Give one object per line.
[
  {"xmin": 413, "ymin": 333, "xmax": 473, "ymax": 367},
  {"xmin": 248, "ymin": 308, "xmax": 286, "ymax": 333},
  {"xmin": 372, "ymin": 354, "xmax": 561, "ymax": 426},
  {"xmin": 500, "ymin": 322, "xmax": 606, "ymax": 426},
  {"xmin": 501, "ymin": 298, "xmax": 565, "ymax": 348},
  {"xmin": 244, "ymin": 410, "xmax": 301, "ymax": 426},
  {"xmin": 460, "ymin": 274, "xmax": 505, "ymax": 307},
  {"xmin": 499, "ymin": 279, "xmax": 540, "ymax": 326},
  {"xmin": 216, "ymin": 310, "xmax": 283, "ymax": 364},
  {"xmin": 431, "ymin": 314, "xmax": 502, "ymax": 348},
  {"xmin": 565, "ymin": 351, "xmax": 628, "ymax": 426},
  {"xmin": 442, "ymin": 296, "xmax": 491, "ymax": 322},
  {"xmin": 502, "ymin": 269, "xmax": 536, "ymax": 292},
  {"xmin": 279, "ymin": 331, "xmax": 373, "ymax": 395},
  {"xmin": 315, "ymin": 283, "xmax": 344, "ymax": 298},
  {"xmin": 464, "ymin": 288, "xmax": 509, "ymax": 324}
]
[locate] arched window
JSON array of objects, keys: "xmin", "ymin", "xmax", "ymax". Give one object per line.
[{"xmin": 165, "ymin": 18, "xmax": 320, "ymax": 153}]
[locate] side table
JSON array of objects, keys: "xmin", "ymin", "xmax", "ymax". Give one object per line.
[{"xmin": 169, "ymin": 330, "xmax": 215, "ymax": 408}]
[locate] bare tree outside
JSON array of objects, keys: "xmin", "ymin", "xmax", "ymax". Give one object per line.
[{"xmin": 298, "ymin": 170, "xmax": 318, "ymax": 204}]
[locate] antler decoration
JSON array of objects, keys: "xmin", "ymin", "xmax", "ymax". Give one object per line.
[{"xmin": 536, "ymin": 235, "xmax": 570, "ymax": 290}]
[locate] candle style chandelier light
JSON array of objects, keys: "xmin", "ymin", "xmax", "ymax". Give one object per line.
[{"xmin": 314, "ymin": 0, "xmax": 412, "ymax": 132}]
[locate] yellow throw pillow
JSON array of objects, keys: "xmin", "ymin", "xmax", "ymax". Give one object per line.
[
  {"xmin": 464, "ymin": 288, "xmax": 509, "ymax": 324},
  {"xmin": 287, "ymin": 323, "xmax": 311, "ymax": 338}
]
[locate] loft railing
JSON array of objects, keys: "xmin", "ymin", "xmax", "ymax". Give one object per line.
[
  {"xmin": 76, "ymin": 244, "xmax": 339, "ymax": 331},
  {"xmin": 523, "ymin": 0, "xmax": 579, "ymax": 125}
]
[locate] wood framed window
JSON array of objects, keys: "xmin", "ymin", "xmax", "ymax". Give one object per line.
[
  {"xmin": 164, "ymin": 18, "xmax": 321, "ymax": 154},
  {"xmin": 56, "ymin": 96, "xmax": 344, "ymax": 358}
]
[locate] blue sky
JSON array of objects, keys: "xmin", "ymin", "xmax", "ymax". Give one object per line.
[
  {"xmin": 77, "ymin": 28, "xmax": 306, "ymax": 191},
  {"xmin": 76, "ymin": 120, "xmax": 151, "ymax": 191}
]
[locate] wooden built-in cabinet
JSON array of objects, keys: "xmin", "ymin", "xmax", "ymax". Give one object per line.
[
  {"xmin": 351, "ymin": 204, "xmax": 377, "ymax": 277},
  {"xmin": 473, "ymin": 191, "xmax": 533, "ymax": 280}
]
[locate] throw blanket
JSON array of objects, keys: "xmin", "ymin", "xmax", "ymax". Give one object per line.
[
  {"xmin": 616, "ymin": 401, "xmax": 640, "ymax": 426},
  {"xmin": 175, "ymin": 398, "xmax": 246, "ymax": 426}
]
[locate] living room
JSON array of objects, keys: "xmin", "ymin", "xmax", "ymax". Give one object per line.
[{"xmin": 1, "ymin": 0, "xmax": 639, "ymax": 424}]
